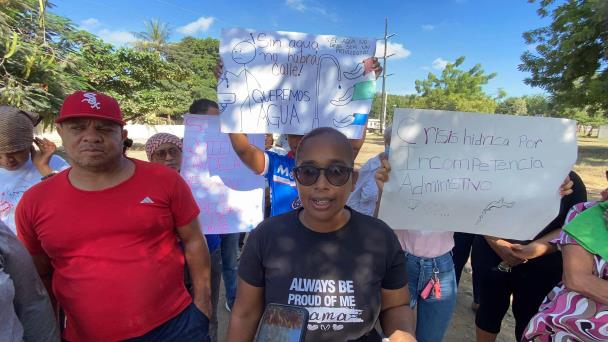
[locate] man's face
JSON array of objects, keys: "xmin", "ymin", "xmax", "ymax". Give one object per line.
[
  {"xmin": 150, "ymin": 142, "xmax": 182, "ymax": 171},
  {"xmin": 0, "ymin": 149, "xmax": 30, "ymax": 171},
  {"xmin": 57, "ymin": 118, "xmax": 126, "ymax": 171}
]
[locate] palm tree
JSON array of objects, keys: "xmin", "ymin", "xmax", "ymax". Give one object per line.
[{"xmin": 133, "ymin": 19, "xmax": 171, "ymax": 57}]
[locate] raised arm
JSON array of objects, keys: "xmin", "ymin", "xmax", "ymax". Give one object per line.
[{"xmin": 229, "ymin": 133, "xmax": 266, "ymax": 174}]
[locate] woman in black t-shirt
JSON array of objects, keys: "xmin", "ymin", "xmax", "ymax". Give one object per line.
[{"xmin": 227, "ymin": 128, "xmax": 416, "ymax": 342}]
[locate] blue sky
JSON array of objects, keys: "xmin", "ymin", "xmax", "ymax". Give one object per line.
[{"xmin": 52, "ymin": 0, "xmax": 553, "ymax": 97}]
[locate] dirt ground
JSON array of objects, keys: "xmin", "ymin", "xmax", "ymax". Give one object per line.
[{"xmin": 124, "ymin": 132, "xmax": 607, "ymax": 341}]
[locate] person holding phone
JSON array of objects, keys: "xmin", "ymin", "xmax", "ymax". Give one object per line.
[{"xmin": 227, "ymin": 127, "xmax": 416, "ymax": 342}]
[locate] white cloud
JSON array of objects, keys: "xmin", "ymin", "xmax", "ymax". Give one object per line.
[
  {"xmin": 285, "ymin": 0, "xmax": 306, "ymax": 11},
  {"xmin": 177, "ymin": 16, "xmax": 215, "ymax": 35},
  {"xmin": 432, "ymin": 57, "xmax": 450, "ymax": 70},
  {"xmin": 421, "ymin": 24, "xmax": 435, "ymax": 32},
  {"xmin": 80, "ymin": 18, "xmax": 100, "ymax": 29},
  {"xmin": 98, "ymin": 29, "xmax": 137, "ymax": 46},
  {"xmin": 375, "ymin": 41, "xmax": 411, "ymax": 60}
]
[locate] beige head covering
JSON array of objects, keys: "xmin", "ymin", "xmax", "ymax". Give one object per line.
[{"xmin": 0, "ymin": 106, "xmax": 40, "ymax": 153}]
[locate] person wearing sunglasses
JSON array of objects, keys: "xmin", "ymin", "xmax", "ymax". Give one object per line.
[
  {"xmin": 220, "ymin": 57, "xmax": 380, "ymax": 218},
  {"xmin": 228, "ymin": 127, "xmax": 416, "ymax": 342}
]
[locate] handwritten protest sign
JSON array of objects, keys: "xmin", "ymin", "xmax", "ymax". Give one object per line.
[
  {"xmin": 181, "ymin": 114, "xmax": 265, "ymax": 234},
  {"xmin": 378, "ymin": 109, "xmax": 577, "ymax": 240},
  {"xmin": 218, "ymin": 28, "xmax": 376, "ymax": 139}
]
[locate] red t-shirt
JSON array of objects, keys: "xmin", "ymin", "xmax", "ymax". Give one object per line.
[{"xmin": 16, "ymin": 159, "xmax": 199, "ymax": 342}]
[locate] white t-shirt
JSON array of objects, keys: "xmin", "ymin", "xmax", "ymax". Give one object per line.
[
  {"xmin": 0, "ymin": 155, "xmax": 69, "ymax": 234},
  {"xmin": 347, "ymin": 154, "xmax": 381, "ymax": 216}
]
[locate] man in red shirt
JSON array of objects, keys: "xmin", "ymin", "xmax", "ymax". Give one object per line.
[{"xmin": 16, "ymin": 91, "xmax": 212, "ymax": 341}]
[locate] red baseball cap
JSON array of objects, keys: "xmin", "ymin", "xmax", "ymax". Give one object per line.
[{"xmin": 56, "ymin": 91, "xmax": 126, "ymax": 125}]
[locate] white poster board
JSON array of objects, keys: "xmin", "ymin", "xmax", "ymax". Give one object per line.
[
  {"xmin": 181, "ymin": 114, "xmax": 265, "ymax": 234},
  {"xmin": 378, "ymin": 109, "xmax": 577, "ymax": 240},
  {"xmin": 218, "ymin": 28, "xmax": 377, "ymax": 139}
]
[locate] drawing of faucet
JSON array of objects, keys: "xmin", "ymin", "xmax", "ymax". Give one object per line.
[{"xmin": 314, "ymin": 54, "xmax": 341, "ymax": 129}]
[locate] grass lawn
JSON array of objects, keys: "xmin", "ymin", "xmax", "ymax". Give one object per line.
[{"xmin": 574, "ymin": 137, "xmax": 608, "ymax": 199}]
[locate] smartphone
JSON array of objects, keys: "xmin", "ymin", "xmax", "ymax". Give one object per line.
[{"xmin": 254, "ymin": 303, "xmax": 309, "ymax": 342}]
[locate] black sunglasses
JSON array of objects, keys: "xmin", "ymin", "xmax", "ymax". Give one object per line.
[{"xmin": 293, "ymin": 164, "xmax": 353, "ymax": 187}]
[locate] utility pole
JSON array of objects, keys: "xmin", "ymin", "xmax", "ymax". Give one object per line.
[{"xmin": 379, "ymin": 17, "xmax": 396, "ymax": 134}]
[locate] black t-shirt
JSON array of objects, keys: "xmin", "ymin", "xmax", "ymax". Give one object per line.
[{"xmin": 238, "ymin": 207, "xmax": 407, "ymax": 341}]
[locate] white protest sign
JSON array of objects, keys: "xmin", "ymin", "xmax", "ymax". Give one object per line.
[
  {"xmin": 218, "ymin": 28, "xmax": 377, "ymax": 139},
  {"xmin": 180, "ymin": 114, "xmax": 265, "ymax": 234},
  {"xmin": 378, "ymin": 109, "xmax": 577, "ymax": 240}
]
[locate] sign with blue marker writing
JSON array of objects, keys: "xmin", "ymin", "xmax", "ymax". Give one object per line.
[
  {"xmin": 218, "ymin": 28, "xmax": 376, "ymax": 139},
  {"xmin": 378, "ymin": 109, "xmax": 577, "ymax": 240},
  {"xmin": 181, "ymin": 114, "xmax": 265, "ymax": 234}
]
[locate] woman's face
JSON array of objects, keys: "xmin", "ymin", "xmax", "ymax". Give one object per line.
[
  {"xmin": 150, "ymin": 142, "xmax": 183, "ymax": 171},
  {"xmin": 295, "ymin": 134, "xmax": 354, "ymax": 230},
  {"xmin": 0, "ymin": 149, "xmax": 30, "ymax": 171}
]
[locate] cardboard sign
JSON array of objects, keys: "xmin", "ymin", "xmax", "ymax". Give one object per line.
[
  {"xmin": 181, "ymin": 114, "xmax": 265, "ymax": 234},
  {"xmin": 218, "ymin": 28, "xmax": 376, "ymax": 139},
  {"xmin": 378, "ymin": 109, "xmax": 577, "ymax": 240}
]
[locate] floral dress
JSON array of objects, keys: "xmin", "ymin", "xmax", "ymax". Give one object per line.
[{"xmin": 523, "ymin": 201, "xmax": 608, "ymax": 341}]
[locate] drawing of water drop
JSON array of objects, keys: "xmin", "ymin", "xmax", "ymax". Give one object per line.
[{"xmin": 338, "ymin": 84, "xmax": 341, "ymax": 89}]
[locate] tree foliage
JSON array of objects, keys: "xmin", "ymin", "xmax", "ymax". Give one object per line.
[
  {"xmin": 75, "ymin": 32, "xmax": 193, "ymax": 123},
  {"xmin": 133, "ymin": 19, "xmax": 172, "ymax": 57},
  {"xmin": 0, "ymin": 2, "xmax": 221, "ymax": 124},
  {"xmin": 0, "ymin": 0, "xmax": 86, "ymax": 123},
  {"xmin": 166, "ymin": 37, "xmax": 219, "ymax": 102},
  {"xmin": 496, "ymin": 97, "xmax": 529, "ymax": 115},
  {"xmin": 412, "ymin": 56, "xmax": 500, "ymax": 113},
  {"xmin": 519, "ymin": 0, "xmax": 608, "ymax": 114}
]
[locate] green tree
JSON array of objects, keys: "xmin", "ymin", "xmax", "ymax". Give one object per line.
[
  {"xmin": 75, "ymin": 32, "xmax": 192, "ymax": 123},
  {"xmin": 371, "ymin": 93, "xmax": 417, "ymax": 124},
  {"xmin": 166, "ymin": 37, "xmax": 219, "ymax": 101},
  {"xmin": 133, "ymin": 19, "xmax": 171, "ymax": 57},
  {"xmin": 519, "ymin": 0, "xmax": 608, "ymax": 113},
  {"xmin": 0, "ymin": 0, "xmax": 86, "ymax": 123},
  {"xmin": 413, "ymin": 56, "xmax": 500, "ymax": 113},
  {"xmin": 496, "ymin": 97, "xmax": 529, "ymax": 115},
  {"xmin": 523, "ymin": 94, "xmax": 552, "ymax": 116},
  {"xmin": 553, "ymin": 105, "xmax": 607, "ymax": 136}
]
